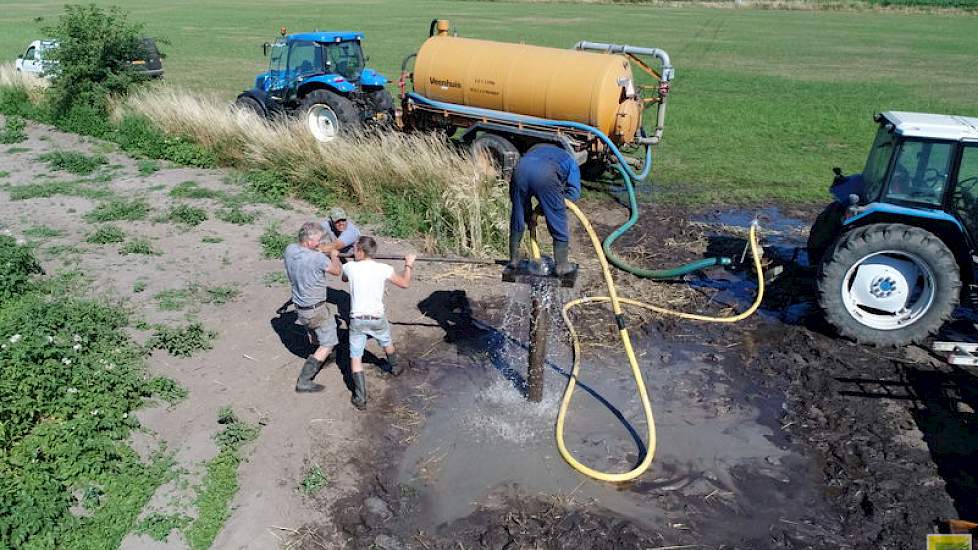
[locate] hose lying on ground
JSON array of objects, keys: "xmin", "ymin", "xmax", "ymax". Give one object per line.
[{"xmin": 529, "ymin": 201, "xmax": 764, "ymax": 482}]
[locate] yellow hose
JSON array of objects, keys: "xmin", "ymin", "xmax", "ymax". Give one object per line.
[{"xmin": 530, "ymin": 200, "xmax": 764, "ymax": 482}]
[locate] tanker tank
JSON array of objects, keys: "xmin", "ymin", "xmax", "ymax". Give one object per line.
[{"xmin": 412, "ymin": 34, "xmax": 642, "ymax": 145}]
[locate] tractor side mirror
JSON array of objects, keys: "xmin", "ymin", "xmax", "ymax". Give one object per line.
[
  {"xmin": 364, "ymin": 55, "xmax": 370, "ymax": 62},
  {"xmin": 262, "ymin": 42, "xmax": 270, "ymax": 57},
  {"xmin": 832, "ymin": 167, "xmax": 843, "ymax": 176}
]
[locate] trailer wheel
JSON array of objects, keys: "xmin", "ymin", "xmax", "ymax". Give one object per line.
[
  {"xmin": 817, "ymin": 223, "xmax": 959, "ymax": 346},
  {"xmin": 471, "ymin": 134, "xmax": 520, "ymax": 179},
  {"xmin": 581, "ymin": 157, "xmax": 609, "ymax": 181},
  {"xmin": 301, "ymin": 89, "xmax": 361, "ymax": 142}
]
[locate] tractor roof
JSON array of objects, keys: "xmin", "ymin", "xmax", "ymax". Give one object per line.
[
  {"xmin": 881, "ymin": 111, "xmax": 978, "ymax": 142},
  {"xmin": 288, "ymin": 31, "xmax": 363, "ymax": 43}
]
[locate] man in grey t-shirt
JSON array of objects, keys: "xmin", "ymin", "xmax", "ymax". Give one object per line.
[
  {"xmin": 284, "ymin": 222, "xmax": 341, "ymax": 392},
  {"xmin": 317, "ymin": 206, "xmax": 360, "ymax": 255}
]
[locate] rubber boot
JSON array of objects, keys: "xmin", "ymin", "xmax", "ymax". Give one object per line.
[
  {"xmin": 351, "ymin": 371, "xmax": 367, "ymax": 410},
  {"xmin": 386, "ymin": 351, "xmax": 404, "ymax": 376},
  {"xmin": 295, "ymin": 355, "xmax": 325, "ymax": 393},
  {"xmin": 553, "ymin": 241, "xmax": 575, "ymax": 276},
  {"xmin": 508, "ymin": 230, "xmax": 524, "ymax": 268}
]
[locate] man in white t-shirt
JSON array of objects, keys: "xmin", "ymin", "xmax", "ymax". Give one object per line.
[{"xmin": 341, "ymin": 236, "xmax": 415, "ymax": 410}]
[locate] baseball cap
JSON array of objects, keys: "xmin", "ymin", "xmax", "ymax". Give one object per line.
[{"xmin": 327, "ymin": 207, "xmax": 348, "ymax": 221}]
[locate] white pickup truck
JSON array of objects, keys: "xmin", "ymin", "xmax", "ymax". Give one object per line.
[
  {"xmin": 14, "ymin": 40, "xmax": 58, "ymax": 77},
  {"xmin": 15, "ymin": 38, "xmax": 164, "ymax": 79}
]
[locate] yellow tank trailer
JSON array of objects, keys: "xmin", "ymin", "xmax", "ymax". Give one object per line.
[{"xmin": 400, "ymin": 19, "xmax": 673, "ymax": 176}]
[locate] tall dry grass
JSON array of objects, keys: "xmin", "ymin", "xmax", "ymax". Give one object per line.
[
  {"xmin": 119, "ymin": 87, "xmax": 506, "ymax": 255},
  {"xmin": 0, "ymin": 63, "xmax": 49, "ymax": 104}
]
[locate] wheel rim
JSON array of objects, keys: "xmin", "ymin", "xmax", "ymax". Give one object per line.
[
  {"xmin": 306, "ymin": 104, "xmax": 339, "ymax": 142},
  {"xmin": 839, "ymin": 249, "xmax": 936, "ymax": 331}
]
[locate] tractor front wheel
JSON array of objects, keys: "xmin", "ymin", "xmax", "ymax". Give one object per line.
[
  {"xmin": 301, "ymin": 90, "xmax": 361, "ymax": 143},
  {"xmin": 817, "ymin": 223, "xmax": 960, "ymax": 346},
  {"xmin": 234, "ymin": 95, "xmax": 265, "ymax": 118}
]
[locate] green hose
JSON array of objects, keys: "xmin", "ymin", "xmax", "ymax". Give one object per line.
[{"xmin": 602, "ymin": 161, "xmax": 732, "ymax": 279}]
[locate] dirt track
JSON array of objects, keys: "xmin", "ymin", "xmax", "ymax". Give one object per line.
[{"xmin": 2, "ymin": 118, "xmax": 975, "ymax": 549}]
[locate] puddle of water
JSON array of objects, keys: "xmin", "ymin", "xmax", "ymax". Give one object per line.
[
  {"xmin": 399, "ymin": 285, "xmax": 792, "ymax": 534},
  {"xmin": 697, "ymin": 207, "xmax": 810, "ymax": 235}
]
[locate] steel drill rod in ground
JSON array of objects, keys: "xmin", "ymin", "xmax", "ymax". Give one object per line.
[{"xmin": 339, "ymin": 253, "xmax": 508, "ymax": 266}]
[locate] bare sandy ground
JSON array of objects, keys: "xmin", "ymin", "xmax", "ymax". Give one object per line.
[{"xmin": 0, "ymin": 117, "xmax": 491, "ymax": 549}]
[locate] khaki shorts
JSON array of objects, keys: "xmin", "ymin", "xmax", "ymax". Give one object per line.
[{"xmin": 295, "ymin": 302, "xmax": 339, "ymax": 348}]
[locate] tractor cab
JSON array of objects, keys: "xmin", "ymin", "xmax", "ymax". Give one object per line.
[
  {"xmin": 257, "ymin": 32, "xmax": 387, "ymax": 101},
  {"xmin": 833, "ymin": 112, "xmax": 978, "ymax": 229},
  {"xmin": 809, "ymin": 111, "xmax": 978, "ymax": 346},
  {"xmin": 237, "ymin": 30, "xmax": 393, "ymax": 141}
]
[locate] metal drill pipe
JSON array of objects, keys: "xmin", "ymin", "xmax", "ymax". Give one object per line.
[{"xmin": 339, "ymin": 253, "xmax": 507, "ymax": 266}]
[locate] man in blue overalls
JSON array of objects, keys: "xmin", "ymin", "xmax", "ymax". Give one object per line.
[{"xmin": 509, "ymin": 144, "xmax": 581, "ymax": 276}]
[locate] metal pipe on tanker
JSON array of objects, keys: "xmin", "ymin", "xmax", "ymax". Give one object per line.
[
  {"xmin": 574, "ymin": 41, "xmax": 673, "ymax": 145},
  {"xmin": 572, "ymin": 41, "xmax": 674, "ymax": 81}
]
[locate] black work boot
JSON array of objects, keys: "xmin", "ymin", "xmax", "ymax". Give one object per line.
[
  {"xmin": 351, "ymin": 371, "xmax": 367, "ymax": 410},
  {"xmin": 386, "ymin": 351, "xmax": 404, "ymax": 376},
  {"xmin": 508, "ymin": 230, "xmax": 525, "ymax": 268},
  {"xmin": 295, "ymin": 355, "xmax": 325, "ymax": 393},
  {"xmin": 553, "ymin": 241, "xmax": 575, "ymax": 276}
]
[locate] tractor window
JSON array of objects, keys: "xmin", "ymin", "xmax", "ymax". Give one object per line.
[
  {"xmin": 288, "ymin": 41, "xmax": 322, "ymax": 78},
  {"xmin": 25, "ymin": 46, "xmax": 36, "ymax": 61},
  {"xmin": 953, "ymin": 145, "xmax": 978, "ymax": 241},
  {"xmin": 884, "ymin": 139, "xmax": 954, "ymax": 207},
  {"xmin": 861, "ymin": 127, "xmax": 896, "ymax": 201},
  {"xmin": 323, "ymin": 41, "xmax": 364, "ymax": 80}
]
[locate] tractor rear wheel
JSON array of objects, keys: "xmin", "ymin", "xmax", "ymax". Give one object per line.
[
  {"xmin": 817, "ymin": 223, "xmax": 959, "ymax": 346},
  {"xmin": 471, "ymin": 134, "xmax": 520, "ymax": 179},
  {"xmin": 301, "ymin": 90, "xmax": 361, "ymax": 143}
]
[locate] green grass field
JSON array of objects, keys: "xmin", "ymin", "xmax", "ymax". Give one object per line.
[{"xmin": 2, "ymin": 0, "xmax": 977, "ymax": 203}]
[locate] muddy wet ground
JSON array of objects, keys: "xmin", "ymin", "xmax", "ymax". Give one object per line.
[
  {"xmin": 306, "ymin": 201, "xmax": 976, "ymax": 550},
  {"xmin": 3, "ymin": 117, "xmax": 975, "ymax": 549}
]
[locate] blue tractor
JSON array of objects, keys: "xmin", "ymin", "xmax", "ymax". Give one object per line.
[
  {"xmin": 808, "ymin": 111, "xmax": 978, "ymax": 346},
  {"xmin": 236, "ymin": 30, "xmax": 394, "ymax": 142}
]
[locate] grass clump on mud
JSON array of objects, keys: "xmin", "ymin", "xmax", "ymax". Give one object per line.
[
  {"xmin": 7, "ymin": 178, "xmax": 113, "ymax": 201},
  {"xmin": 120, "ymin": 238, "xmax": 160, "ymax": 256},
  {"xmin": 137, "ymin": 158, "xmax": 160, "ymax": 176},
  {"xmin": 147, "ymin": 376, "xmax": 189, "ymax": 404},
  {"xmin": 216, "ymin": 206, "xmax": 257, "ymax": 225},
  {"xmin": 299, "ymin": 464, "xmax": 329, "ymax": 495},
  {"xmin": 147, "ymin": 321, "xmax": 216, "ymax": 357},
  {"xmin": 86, "ymin": 224, "xmax": 126, "ymax": 244},
  {"xmin": 154, "ymin": 284, "xmax": 239, "ymax": 311},
  {"xmin": 23, "ymin": 225, "xmax": 64, "ymax": 240},
  {"xmin": 169, "ymin": 180, "xmax": 222, "ymax": 200},
  {"xmin": 167, "ymin": 203, "xmax": 209, "ymax": 226},
  {"xmin": 85, "ymin": 198, "xmax": 150, "ymax": 222},
  {"xmin": 184, "ymin": 407, "xmax": 260, "ymax": 550},
  {"xmin": 0, "ymin": 115, "xmax": 27, "ymax": 144},
  {"xmin": 0, "ymin": 236, "xmax": 172, "ymax": 548},
  {"xmin": 134, "ymin": 512, "xmax": 191, "ymax": 543},
  {"xmin": 39, "ymin": 150, "xmax": 108, "ymax": 175},
  {"xmin": 260, "ymin": 223, "xmax": 292, "ymax": 259}
]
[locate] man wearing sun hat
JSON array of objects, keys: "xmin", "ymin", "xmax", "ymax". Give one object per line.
[{"xmin": 317, "ymin": 206, "xmax": 360, "ymax": 255}]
